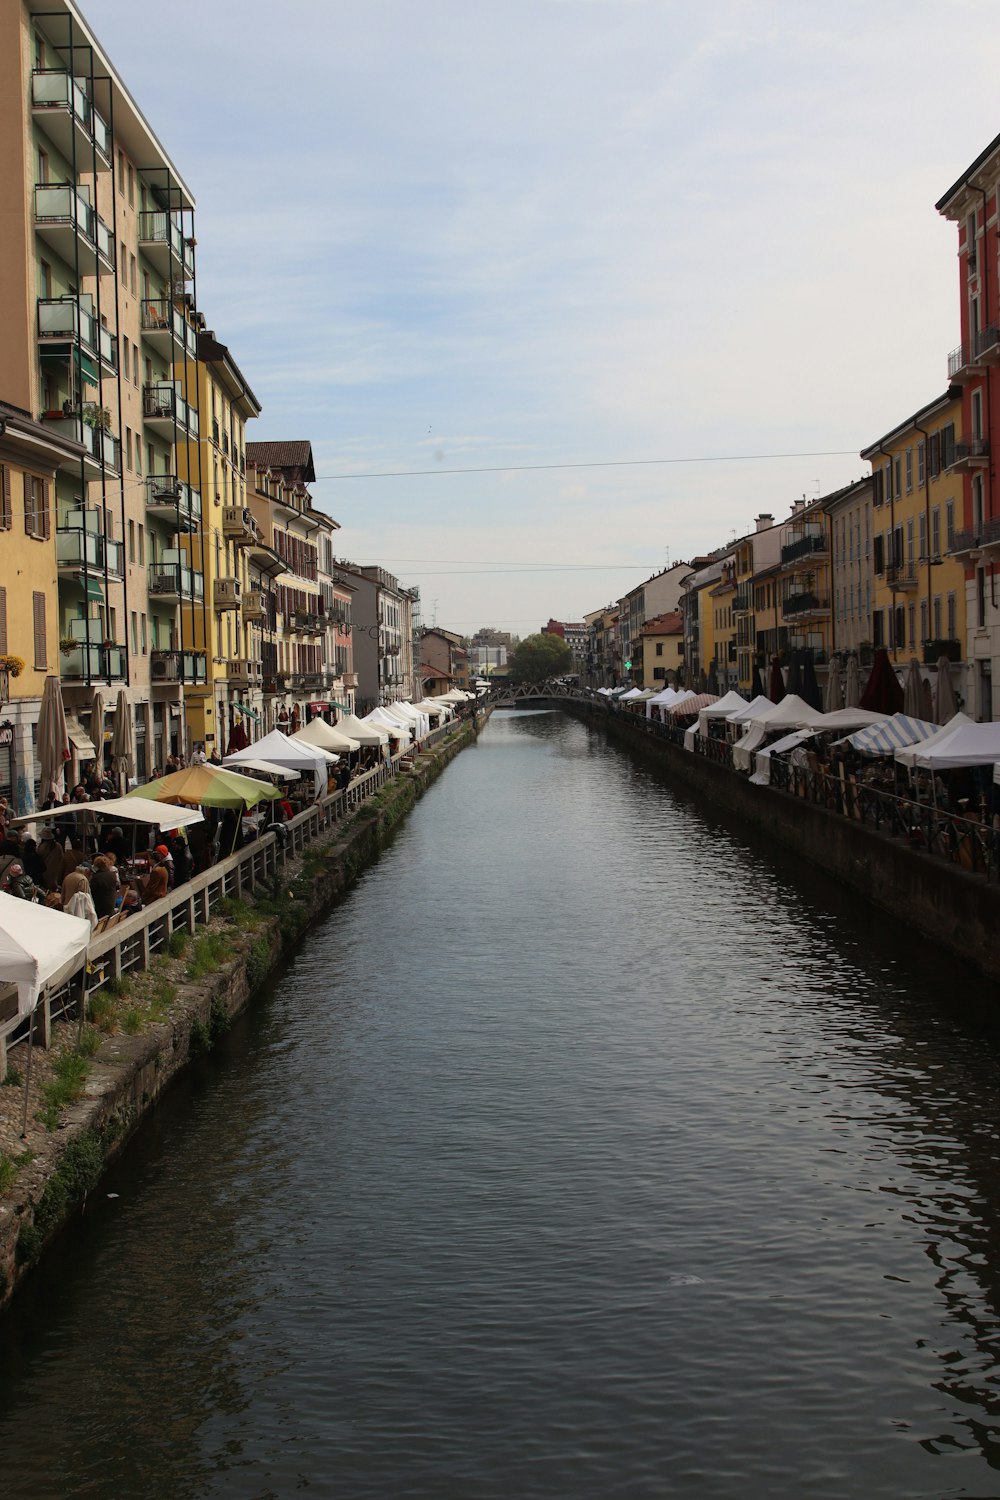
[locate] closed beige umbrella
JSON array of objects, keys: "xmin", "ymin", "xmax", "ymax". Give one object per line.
[
  {"xmin": 824, "ymin": 655, "xmax": 844, "ymax": 712},
  {"xmin": 110, "ymin": 688, "xmax": 135, "ymax": 793},
  {"xmin": 844, "ymin": 653, "xmax": 861, "ymax": 708},
  {"xmin": 903, "ymin": 658, "xmax": 924, "ymax": 719},
  {"xmin": 37, "ymin": 675, "xmax": 69, "ymax": 805},
  {"xmin": 935, "ymin": 655, "xmax": 958, "ymax": 724}
]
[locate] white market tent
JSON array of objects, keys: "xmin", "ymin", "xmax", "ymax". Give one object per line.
[
  {"xmin": 365, "ymin": 708, "xmax": 413, "ymax": 746},
  {"xmin": 224, "ymin": 729, "xmax": 328, "ymax": 796},
  {"xmin": 750, "ymin": 728, "xmax": 817, "ymax": 785},
  {"xmin": 338, "ymin": 712, "xmax": 390, "ymax": 747},
  {"xmin": 414, "ymin": 699, "xmax": 450, "ymax": 721},
  {"xmin": 696, "ymin": 690, "xmax": 748, "ymax": 734},
  {"xmin": 727, "ymin": 695, "xmax": 774, "ymax": 725},
  {"xmin": 382, "ymin": 702, "xmax": 429, "ymax": 738},
  {"xmin": 0, "ymin": 891, "xmax": 91, "ymax": 1017},
  {"xmin": 840, "ymin": 713, "xmax": 938, "ymax": 756},
  {"xmin": 811, "ymin": 707, "xmax": 889, "ymax": 732},
  {"xmin": 747, "ymin": 694, "xmax": 828, "ymax": 732},
  {"xmin": 620, "ymin": 687, "xmax": 645, "ymax": 701},
  {"xmin": 732, "ymin": 724, "xmax": 769, "ymax": 771},
  {"xmin": 222, "ymin": 757, "xmax": 301, "ymax": 781},
  {"xmin": 12, "ymin": 796, "xmax": 205, "ymax": 830},
  {"xmin": 292, "ymin": 718, "xmax": 360, "ymax": 754},
  {"xmin": 646, "ymin": 688, "xmax": 696, "ymax": 718},
  {"xmin": 906, "ymin": 719, "xmax": 1000, "ymax": 770},
  {"xmin": 894, "ymin": 711, "xmax": 973, "ymax": 769}
]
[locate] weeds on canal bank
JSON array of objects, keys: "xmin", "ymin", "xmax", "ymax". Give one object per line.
[
  {"xmin": 36, "ymin": 1051, "xmax": 90, "ymax": 1131},
  {"xmin": 185, "ymin": 931, "xmax": 233, "ymax": 982},
  {"xmin": 0, "ymin": 1150, "xmax": 32, "ymax": 1194},
  {"xmin": 15, "ymin": 1128, "xmax": 104, "ymax": 1265}
]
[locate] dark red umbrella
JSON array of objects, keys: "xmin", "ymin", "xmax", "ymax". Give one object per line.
[
  {"xmin": 859, "ymin": 648, "xmax": 904, "ymax": 714},
  {"xmin": 226, "ymin": 719, "xmax": 250, "ymax": 754},
  {"xmin": 768, "ymin": 656, "xmax": 786, "ymax": 703},
  {"xmin": 750, "ymin": 661, "xmax": 766, "ymax": 699}
]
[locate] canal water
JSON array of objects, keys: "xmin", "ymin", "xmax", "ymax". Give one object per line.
[{"xmin": 2, "ymin": 709, "xmax": 1000, "ymax": 1499}]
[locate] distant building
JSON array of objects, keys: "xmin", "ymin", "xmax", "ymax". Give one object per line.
[
  {"xmin": 543, "ymin": 618, "xmax": 587, "ymax": 672},
  {"xmin": 640, "ymin": 612, "xmax": 684, "ymax": 687}
]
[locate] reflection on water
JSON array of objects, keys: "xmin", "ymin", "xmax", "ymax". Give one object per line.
[{"xmin": 2, "ymin": 709, "xmax": 1000, "ymax": 1499}]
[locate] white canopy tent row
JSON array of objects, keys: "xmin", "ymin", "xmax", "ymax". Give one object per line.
[
  {"xmin": 646, "ymin": 688, "xmax": 697, "ymax": 718},
  {"xmin": 732, "ymin": 701, "xmax": 892, "ymax": 775},
  {"xmin": 365, "ymin": 708, "xmax": 413, "ymax": 747},
  {"xmin": 376, "ymin": 703, "xmax": 429, "ymax": 740},
  {"xmin": 223, "ymin": 729, "xmax": 330, "ymax": 797}
]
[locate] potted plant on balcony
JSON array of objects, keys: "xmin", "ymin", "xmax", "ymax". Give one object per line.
[
  {"xmin": 59, "ymin": 637, "xmax": 77, "ymax": 656},
  {"xmin": 82, "ymin": 402, "xmax": 111, "ymax": 430},
  {"xmin": 0, "ymin": 655, "xmax": 25, "ymax": 677}
]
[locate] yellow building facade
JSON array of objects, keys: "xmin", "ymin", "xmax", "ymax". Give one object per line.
[{"xmin": 861, "ymin": 391, "xmax": 967, "ymax": 671}]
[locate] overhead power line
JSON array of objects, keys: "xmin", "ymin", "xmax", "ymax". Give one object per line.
[{"xmin": 314, "ymin": 448, "xmax": 860, "ymax": 482}]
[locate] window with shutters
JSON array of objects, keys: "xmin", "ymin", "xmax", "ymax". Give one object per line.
[
  {"xmin": 0, "ymin": 464, "xmax": 10, "ymax": 528},
  {"xmin": 0, "ymin": 586, "xmax": 7, "ymax": 653},
  {"xmin": 917, "ymin": 442, "xmax": 925, "ymax": 485},
  {"xmin": 946, "ymin": 500, "xmax": 955, "ymax": 550},
  {"xmin": 872, "ymin": 467, "xmax": 884, "ymax": 507},
  {"xmin": 32, "ymin": 591, "xmax": 47, "ymax": 669},
  {"xmin": 873, "ymin": 533, "xmax": 885, "ymax": 575},
  {"xmin": 24, "ymin": 475, "xmax": 49, "ymax": 539}
]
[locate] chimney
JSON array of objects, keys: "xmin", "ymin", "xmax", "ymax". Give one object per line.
[
  {"xmin": 790, "ymin": 499, "xmax": 806, "ymax": 515},
  {"xmin": 755, "ymin": 513, "xmax": 774, "ymax": 532}
]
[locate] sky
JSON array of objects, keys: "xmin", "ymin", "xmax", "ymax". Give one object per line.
[{"xmin": 83, "ymin": 0, "xmax": 1000, "ymax": 637}]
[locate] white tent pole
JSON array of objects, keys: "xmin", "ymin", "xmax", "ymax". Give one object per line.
[{"xmin": 21, "ymin": 1012, "xmax": 34, "ymax": 1138}]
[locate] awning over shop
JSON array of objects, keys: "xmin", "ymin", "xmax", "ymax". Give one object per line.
[
  {"xmin": 66, "ymin": 716, "xmax": 97, "ymax": 758},
  {"xmin": 76, "ymin": 350, "xmax": 99, "ymax": 384},
  {"xmin": 233, "ymin": 703, "xmax": 260, "ymax": 720}
]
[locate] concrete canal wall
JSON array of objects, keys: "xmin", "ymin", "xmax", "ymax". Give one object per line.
[
  {"xmin": 0, "ymin": 716, "xmax": 482, "ymax": 1313},
  {"xmin": 568, "ymin": 704, "xmax": 1000, "ymax": 986}
]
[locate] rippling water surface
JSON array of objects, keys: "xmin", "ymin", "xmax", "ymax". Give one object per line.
[{"xmin": 3, "ymin": 710, "xmax": 1000, "ymax": 1498}]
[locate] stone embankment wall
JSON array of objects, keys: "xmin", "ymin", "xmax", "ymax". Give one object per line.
[
  {"xmin": 574, "ymin": 705, "xmax": 1000, "ymax": 984},
  {"xmin": 0, "ymin": 718, "xmax": 481, "ymax": 1313}
]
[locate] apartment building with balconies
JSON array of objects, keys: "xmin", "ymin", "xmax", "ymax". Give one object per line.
[
  {"xmin": 246, "ymin": 442, "xmax": 340, "ymax": 730},
  {"xmin": 0, "ymin": 0, "xmax": 201, "ymax": 781},
  {"xmin": 860, "ymin": 390, "xmax": 966, "ymax": 696},
  {"xmin": 937, "ymin": 139, "xmax": 1000, "ymax": 718},
  {"xmin": 339, "ymin": 564, "xmax": 416, "ymax": 707},
  {"xmin": 170, "ymin": 332, "xmax": 262, "ymax": 753},
  {"xmin": 824, "ymin": 477, "xmax": 873, "ymax": 658}
]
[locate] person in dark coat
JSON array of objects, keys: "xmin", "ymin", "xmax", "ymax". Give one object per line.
[{"xmin": 89, "ymin": 854, "xmax": 119, "ymax": 919}]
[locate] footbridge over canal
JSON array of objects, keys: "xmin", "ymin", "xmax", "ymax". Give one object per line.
[{"xmin": 485, "ymin": 680, "xmax": 592, "ymax": 710}]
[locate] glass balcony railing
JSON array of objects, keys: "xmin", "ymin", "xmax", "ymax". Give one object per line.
[
  {"xmin": 60, "ymin": 645, "xmax": 125, "ymax": 681},
  {"xmin": 148, "ymin": 562, "xmax": 205, "ymax": 601},
  {"xmin": 32, "ymin": 69, "xmax": 111, "ymax": 162},
  {"xmin": 56, "ymin": 526, "xmax": 124, "ymax": 577},
  {"xmin": 145, "ymin": 475, "xmax": 202, "ymax": 528},
  {"xmin": 35, "ymin": 182, "xmax": 94, "ymax": 240},
  {"xmin": 41, "ymin": 412, "xmax": 121, "ymax": 472},
  {"xmin": 143, "ymin": 383, "xmax": 199, "ymax": 437},
  {"xmin": 36, "ymin": 298, "xmax": 118, "ymax": 372},
  {"xmin": 137, "ymin": 212, "xmax": 195, "ymax": 276},
  {"xmin": 140, "ymin": 298, "xmax": 199, "ymax": 358}
]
